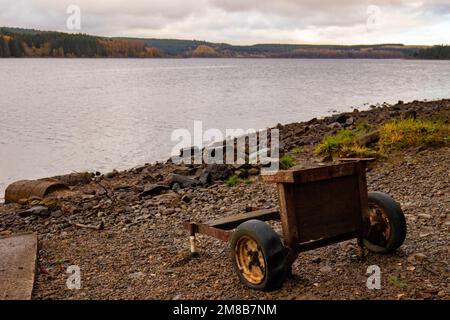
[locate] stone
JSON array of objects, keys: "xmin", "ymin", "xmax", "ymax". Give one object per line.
[
  {"xmin": 198, "ymin": 172, "xmax": 212, "ymax": 185},
  {"xmin": 167, "ymin": 174, "xmax": 200, "ymax": 188},
  {"xmin": 163, "ymin": 208, "xmax": 175, "ymax": 215},
  {"xmin": 335, "ymin": 114, "xmax": 349, "ymax": 124},
  {"xmin": 129, "ymin": 271, "xmax": 145, "ymax": 280},
  {"xmin": 202, "ymin": 164, "xmax": 232, "ymax": 181},
  {"xmin": 302, "ymin": 136, "xmax": 319, "ymax": 145},
  {"xmin": 141, "ymin": 184, "xmax": 171, "ymax": 196},
  {"xmin": 327, "ymin": 122, "xmax": 342, "ymax": 130},
  {"xmin": 356, "ymin": 131, "xmax": 380, "ymax": 146},
  {"xmin": 51, "ymin": 210, "xmax": 63, "ymax": 218},
  {"xmin": 234, "ymin": 170, "xmax": 248, "ymax": 178},
  {"xmin": 105, "ymin": 170, "xmax": 118, "ymax": 179},
  {"xmin": 407, "ymin": 253, "xmax": 427, "ymax": 263},
  {"xmin": 173, "ymin": 166, "xmax": 191, "ymax": 175},
  {"xmin": 153, "ymin": 192, "xmax": 180, "ymax": 206},
  {"xmin": 172, "ymin": 182, "xmax": 181, "ymax": 191},
  {"xmin": 17, "ymin": 206, "xmax": 50, "ymax": 218},
  {"xmin": 345, "ymin": 116, "xmax": 354, "ymax": 126},
  {"xmin": 319, "ymin": 265, "xmax": 333, "ymax": 273},
  {"xmin": 52, "ymin": 172, "xmax": 92, "ymax": 186},
  {"xmin": 181, "ymin": 195, "xmax": 191, "ymax": 203},
  {"xmin": 40, "ymin": 198, "xmax": 60, "ymax": 211}
]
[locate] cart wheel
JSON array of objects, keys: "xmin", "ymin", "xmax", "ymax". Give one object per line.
[
  {"xmin": 362, "ymin": 192, "xmax": 407, "ymax": 254},
  {"xmin": 230, "ymin": 219, "xmax": 286, "ymax": 291}
]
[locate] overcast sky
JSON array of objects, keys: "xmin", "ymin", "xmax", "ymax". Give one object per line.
[{"xmin": 1, "ymin": 0, "xmax": 449, "ymax": 45}]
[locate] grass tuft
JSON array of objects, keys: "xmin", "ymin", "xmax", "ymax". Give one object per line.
[
  {"xmin": 316, "ymin": 119, "xmax": 449, "ymax": 158},
  {"xmin": 225, "ymin": 175, "xmax": 239, "ymax": 187},
  {"xmin": 379, "ymin": 119, "xmax": 449, "ymax": 152},
  {"xmin": 289, "ymin": 146, "xmax": 303, "ymax": 155},
  {"xmin": 279, "ymin": 154, "xmax": 296, "ymax": 169},
  {"xmin": 315, "ymin": 129, "xmax": 356, "ymax": 158}
]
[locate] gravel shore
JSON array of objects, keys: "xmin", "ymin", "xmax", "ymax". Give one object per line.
[{"xmin": 0, "ymin": 99, "xmax": 449, "ymax": 300}]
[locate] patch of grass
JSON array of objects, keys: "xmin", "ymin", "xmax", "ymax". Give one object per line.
[
  {"xmin": 379, "ymin": 119, "xmax": 450, "ymax": 152},
  {"xmin": 388, "ymin": 275, "xmax": 407, "ymax": 289},
  {"xmin": 279, "ymin": 154, "xmax": 296, "ymax": 169},
  {"xmin": 355, "ymin": 122, "xmax": 372, "ymax": 132},
  {"xmin": 340, "ymin": 145, "xmax": 380, "ymax": 158},
  {"xmin": 244, "ymin": 178, "xmax": 253, "ymax": 185},
  {"xmin": 315, "ymin": 129, "xmax": 357, "ymax": 158},
  {"xmin": 225, "ymin": 175, "xmax": 239, "ymax": 187}
]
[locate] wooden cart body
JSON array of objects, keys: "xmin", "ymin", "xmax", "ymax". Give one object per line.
[{"xmin": 184, "ymin": 161, "xmax": 371, "ymax": 266}]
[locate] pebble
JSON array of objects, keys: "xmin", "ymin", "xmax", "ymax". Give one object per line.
[
  {"xmin": 319, "ymin": 266, "xmax": 333, "ymax": 273},
  {"xmin": 181, "ymin": 195, "xmax": 191, "ymax": 203},
  {"xmin": 407, "ymin": 253, "xmax": 427, "ymax": 263},
  {"xmin": 129, "ymin": 271, "xmax": 146, "ymax": 280},
  {"xmin": 311, "ymin": 257, "xmax": 322, "ymax": 264}
]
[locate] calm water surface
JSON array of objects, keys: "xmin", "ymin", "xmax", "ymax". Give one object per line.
[{"xmin": 1, "ymin": 58, "xmax": 450, "ymax": 198}]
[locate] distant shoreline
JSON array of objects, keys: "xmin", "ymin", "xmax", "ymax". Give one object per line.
[{"xmin": 1, "ymin": 26, "xmax": 449, "ymax": 59}]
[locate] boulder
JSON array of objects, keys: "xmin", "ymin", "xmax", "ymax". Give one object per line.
[
  {"xmin": 328, "ymin": 122, "xmax": 342, "ymax": 130},
  {"xmin": 335, "ymin": 114, "xmax": 350, "ymax": 124},
  {"xmin": 356, "ymin": 131, "xmax": 380, "ymax": 147},
  {"xmin": 17, "ymin": 206, "xmax": 50, "ymax": 218},
  {"xmin": 201, "ymin": 164, "xmax": 232, "ymax": 181},
  {"xmin": 166, "ymin": 174, "xmax": 201, "ymax": 188}
]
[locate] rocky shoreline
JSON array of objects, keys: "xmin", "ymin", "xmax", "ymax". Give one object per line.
[{"xmin": 0, "ymin": 99, "xmax": 449, "ymax": 300}]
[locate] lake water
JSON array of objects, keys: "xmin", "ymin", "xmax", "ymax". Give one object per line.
[{"xmin": 1, "ymin": 58, "xmax": 450, "ymax": 199}]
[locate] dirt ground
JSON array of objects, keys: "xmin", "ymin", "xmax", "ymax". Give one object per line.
[
  {"xmin": 0, "ymin": 99, "xmax": 448, "ymax": 300},
  {"xmin": 30, "ymin": 147, "xmax": 449, "ymax": 300}
]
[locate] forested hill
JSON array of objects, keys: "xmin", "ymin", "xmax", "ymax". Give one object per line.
[{"xmin": 1, "ymin": 27, "xmax": 448, "ymax": 59}]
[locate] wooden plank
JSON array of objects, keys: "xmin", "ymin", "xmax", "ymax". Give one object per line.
[
  {"xmin": 206, "ymin": 208, "xmax": 280, "ymax": 229},
  {"xmin": 292, "ymin": 175, "xmax": 363, "ymax": 243},
  {"xmin": 0, "ymin": 233, "xmax": 37, "ymax": 300},
  {"xmin": 197, "ymin": 224, "xmax": 231, "ymax": 242},
  {"xmin": 277, "ymin": 183, "xmax": 299, "ymax": 259},
  {"xmin": 337, "ymin": 158, "xmax": 376, "ymax": 162},
  {"xmin": 262, "ymin": 162, "xmax": 358, "ymax": 184}
]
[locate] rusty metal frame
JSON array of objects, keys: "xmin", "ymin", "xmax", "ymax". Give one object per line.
[{"xmin": 183, "ymin": 208, "xmax": 280, "ymax": 242}]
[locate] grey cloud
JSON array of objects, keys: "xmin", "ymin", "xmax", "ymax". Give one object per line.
[{"xmin": 0, "ymin": 0, "xmax": 449, "ymax": 44}]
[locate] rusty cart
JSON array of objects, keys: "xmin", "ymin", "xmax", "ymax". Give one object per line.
[{"xmin": 183, "ymin": 160, "xmax": 406, "ymax": 291}]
